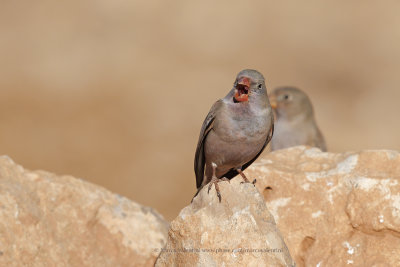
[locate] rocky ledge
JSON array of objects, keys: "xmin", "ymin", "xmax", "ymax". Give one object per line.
[
  {"xmin": 156, "ymin": 179, "xmax": 295, "ymax": 266},
  {"xmin": 0, "ymin": 156, "xmax": 168, "ymax": 266},
  {"xmin": 1, "ymin": 146, "xmax": 400, "ymax": 266},
  {"xmin": 247, "ymin": 146, "xmax": 400, "ymax": 266}
]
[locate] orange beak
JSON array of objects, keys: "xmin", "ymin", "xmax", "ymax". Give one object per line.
[
  {"xmin": 234, "ymin": 77, "xmax": 250, "ymax": 102},
  {"xmin": 269, "ymin": 94, "xmax": 277, "ymax": 109}
]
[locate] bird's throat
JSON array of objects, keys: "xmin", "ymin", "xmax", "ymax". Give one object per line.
[{"xmin": 234, "ymin": 91, "xmax": 249, "ymax": 102}]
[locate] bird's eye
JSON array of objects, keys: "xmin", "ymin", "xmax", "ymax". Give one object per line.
[
  {"xmin": 258, "ymin": 84, "xmax": 262, "ymax": 89},
  {"xmin": 284, "ymin": 94, "xmax": 290, "ymax": 100}
]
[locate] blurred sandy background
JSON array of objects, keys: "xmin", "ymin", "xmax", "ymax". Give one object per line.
[{"xmin": 1, "ymin": 0, "xmax": 399, "ymax": 220}]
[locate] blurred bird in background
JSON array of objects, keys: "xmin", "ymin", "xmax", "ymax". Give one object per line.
[{"xmin": 269, "ymin": 87, "xmax": 327, "ymax": 152}]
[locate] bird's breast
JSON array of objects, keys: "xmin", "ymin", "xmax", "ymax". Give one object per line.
[{"xmin": 214, "ymin": 103, "xmax": 271, "ymax": 143}]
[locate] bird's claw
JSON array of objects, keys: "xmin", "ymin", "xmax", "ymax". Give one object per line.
[
  {"xmin": 240, "ymin": 178, "xmax": 257, "ymax": 186},
  {"xmin": 207, "ymin": 178, "xmax": 223, "ymax": 202}
]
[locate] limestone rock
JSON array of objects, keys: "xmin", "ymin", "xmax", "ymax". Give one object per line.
[
  {"xmin": 247, "ymin": 146, "xmax": 400, "ymax": 267},
  {"xmin": 0, "ymin": 156, "xmax": 168, "ymax": 266},
  {"xmin": 156, "ymin": 179, "xmax": 295, "ymax": 266}
]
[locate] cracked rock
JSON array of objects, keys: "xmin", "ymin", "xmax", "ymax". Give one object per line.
[
  {"xmin": 248, "ymin": 146, "xmax": 400, "ymax": 267},
  {"xmin": 156, "ymin": 179, "xmax": 295, "ymax": 266},
  {"xmin": 0, "ymin": 156, "xmax": 168, "ymax": 266}
]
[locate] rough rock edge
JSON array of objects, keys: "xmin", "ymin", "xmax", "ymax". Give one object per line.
[
  {"xmin": 248, "ymin": 146, "xmax": 400, "ymax": 266},
  {"xmin": 0, "ymin": 155, "xmax": 169, "ymax": 266},
  {"xmin": 156, "ymin": 179, "xmax": 295, "ymax": 266}
]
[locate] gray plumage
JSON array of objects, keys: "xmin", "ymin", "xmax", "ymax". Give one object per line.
[
  {"xmin": 193, "ymin": 69, "xmax": 274, "ymax": 202},
  {"xmin": 269, "ymin": 86, "xmax": 326, "ymax": 152}
]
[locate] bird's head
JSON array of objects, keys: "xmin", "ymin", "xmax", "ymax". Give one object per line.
[
  {"xmin": 269, "ymin": 86, "xmax": 314, "ymax": 119},
  {"xmin": 233, "ymin": 69, "xmax": 267, "ymax": 103}
]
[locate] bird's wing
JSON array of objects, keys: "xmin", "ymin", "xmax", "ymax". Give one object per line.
[
  {"xmin": 194, "ymin": 100, "xmax": 224, "ymax": 189},
  {"xmin": 223, "ymin": 113, "xmax": 275, "ymax": 179}
]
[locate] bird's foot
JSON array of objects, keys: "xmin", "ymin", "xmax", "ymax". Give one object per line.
[
  {"xmin": 237, "ymin": 169, "xmax": 256, "ymax": 187},
  {"xmin": 220, "ymin": 177, "xmax": 230, "ymax": 183},
  {"xmin": 207, "ymin": 177, "xmax": 223, "ymax": 202},
  {"xmin": 240, "ymin": 179, "xmax": 257, "ymax": 186},
  {"xmin": 240, "ymin": 177, "xmax": 250, "ymax": 183}
]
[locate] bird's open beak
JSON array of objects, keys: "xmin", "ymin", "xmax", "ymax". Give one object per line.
[
  {"xmin": 234, "ymin": 77, "xmax": 250, "ymax": 102},
  {"xmin": 269, "ymin": 95, "xmax": 277, "ymax": 109}
]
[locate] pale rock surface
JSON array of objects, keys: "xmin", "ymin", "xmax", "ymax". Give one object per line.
[
  {"xmin": 247, "ymin": 146, "xmax": 400, "ymax": 267},
  {"xmin": 0, "ymin": 156, "xmax": 168, "ymax": 267},
  {"xmin": 156, "ymin": 179, "xmax": 295, "ymax": 266}
]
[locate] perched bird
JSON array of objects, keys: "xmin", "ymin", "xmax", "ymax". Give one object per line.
[
  {"xmin": 269, "ymin": 86, "xmax": 327, "ymax": 152},
  {"xmin": 193, "ymin": 69, "xmax": 274, "ymax": 202}
]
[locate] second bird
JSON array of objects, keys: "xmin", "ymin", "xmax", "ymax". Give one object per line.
[
  {"xmin": 269, "ymin": 86, "xmax": 327, "ymax": 152},
  {"xmin": 194, "ymin": 69, "xmax": 274, "ymax": 202}
]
